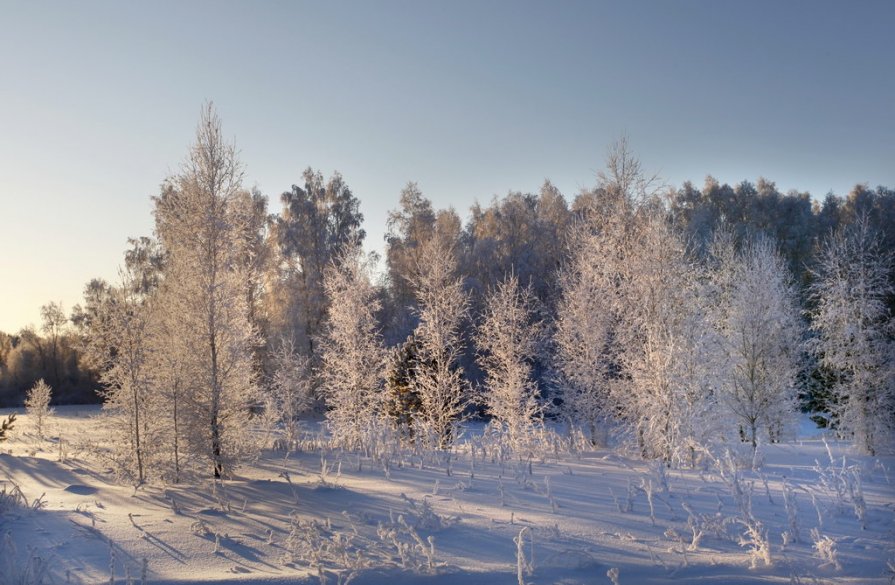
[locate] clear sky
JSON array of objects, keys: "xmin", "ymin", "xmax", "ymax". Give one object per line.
[{"xmin": 1, "ymin": 0, "xmax": 893, "ymax": 333}]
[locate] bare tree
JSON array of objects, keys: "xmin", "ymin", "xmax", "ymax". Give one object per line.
[
  {"xmin": 596, "ymin": 135, "xmax": 662, "ymax": 207},
  {"xmin": 148, "ymin": 280, "xmax": 191, "ymax": 482},
  {"xmin": 39, "ymin": 302, "xmax": 67, "ymax": 389},
  {"xmin": 613, "ymin": 214, "xmax": 717, "ymax": 464},
  {"xmin": 559, "ymin": 141, "xmax": 716, "ymax": 461}
]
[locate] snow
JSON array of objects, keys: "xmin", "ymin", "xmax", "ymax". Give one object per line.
[{"xmin": 1, "ymin": 406, "xmax": 893, "ymax": 584}]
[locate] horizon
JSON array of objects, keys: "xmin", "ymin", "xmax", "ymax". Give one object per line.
[{"xmin": 2, "ymin": 0, "xmax": 894, "ymax": 333}]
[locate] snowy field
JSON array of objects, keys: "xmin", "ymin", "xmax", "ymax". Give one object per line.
[{"xmin": 1, "ymin": 406, "xmax": 893, "ymax": 584}]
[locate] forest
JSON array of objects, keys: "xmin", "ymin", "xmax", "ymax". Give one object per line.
[{"xmin": 1, "ymin": 105, "xmax": 892, "ymax": 451}]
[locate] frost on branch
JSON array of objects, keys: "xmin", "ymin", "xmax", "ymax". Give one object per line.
[
  {"xmin": 320, "ymin": 241, "xmax": 387, "ymax": 452},
  {"xmin": 809, "ymin": 215, "xmax": 894, "ymax": 455},
  {"xmin": 265, "ymin": 338, "xmax": 314, "ymax": 452},
  {"xmin": 24, "ymin": 379, "xmax": 53, "ymax": 440},
  {"xmin": 710, "ymin": 232, "xmax": 803, "ymax": 457},
  {"xmin": 152, "ymin": 103, "xmax": 260, "ymax": 478},
  {"xmin": 554, "ymin": 222, "xmax": 618, "ymax": 446},
  {"xmin": 408, "ymin": 234, "xmax": 469, "ymax": 450},
  {"xmin": 476, "ymin": 273, "xmax": 545, "ymax": 453},
  {"xmin": 612, "ymin": 213, "xmax": 718, "ymax": 465}
]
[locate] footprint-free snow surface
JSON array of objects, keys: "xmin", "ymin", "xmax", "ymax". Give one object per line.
[{"xmin": 1, "ymin": 407, "xmax": 892, "ymax": 584}]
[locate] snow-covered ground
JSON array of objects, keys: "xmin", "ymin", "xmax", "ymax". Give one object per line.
[{"xmin": 1, "ymin": 406, "xmax": 893, "ymax": 584}]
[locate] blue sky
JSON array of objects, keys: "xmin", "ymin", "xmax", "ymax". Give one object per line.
[{"xmin": 1, "ymin": 0, "xmax": 893, "ymax": 333}]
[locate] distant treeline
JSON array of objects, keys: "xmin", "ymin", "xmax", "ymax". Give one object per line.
[
  {"xmin": 0, "ymin": 306, "xmax": 100, "ymax": 406},
  {"xmin": 1, "ymin": 162, "xmax": 892, "ymax": 409}
]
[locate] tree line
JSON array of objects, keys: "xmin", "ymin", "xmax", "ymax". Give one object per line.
[
  {"xmin": 0, "ymin": 303, "xmax": 97, "ymax": 405},
  {"xmin": 2, "ymin": 105, "xmax": 892, "ymax": 481}
]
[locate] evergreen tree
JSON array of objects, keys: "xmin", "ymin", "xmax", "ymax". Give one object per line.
[
  {"xmin": 384, "ymin": 334, "xmax": 424, "ymax": 440},
  {"xmin": 0, "ymin": 413, "xmax": 15, "ymax": 442}
]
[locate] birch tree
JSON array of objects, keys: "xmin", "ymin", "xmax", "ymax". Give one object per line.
[
  {"xmin": 319, "ymin": 242, "xmax": 386, "ymax": 450},
  {"xmin": 148, "ymin": 279, "xmax": 191, "ymax": 482},
  {"xmin": 711, "ymin": 235, "xmax": 803, "ymax": 455},
  {"xmin": 410, "ymin": 233, "xmax": 469, "ymax": 449},
  {"xmin": 476, "ymin": 273, "xmax": 544, "ymax": 450},
  {"xmin": 554, "ymin": 223, "xmax": 619, "ymax": 445},
  {"xmin": 555, "ymin": 140, "xmax": 715, "ymax": 460},
  {"xmin": 39, "ymin": 302, "xmax": 67, "ymax": 390},
  {"xmin": 809, "ymin": 216, "xmax": 894, "ymax": 454},
  {"xmin": 75, "ymin": 235, "xmax": 166, "ymax": 482},
  {"xmin": 25, "ymin": 379, "xmax": 53, "ymax": 439},
  {"xmin": 384, "ymin": 182, "xmax": 436, "ymax": 334},
  {"xmin": 265, "ymin": 339, "xmax": 314, "ymax": 451},
  {"xmin": 613, "ymin": 214, "xmax": 718, "ymax": 464},
  {"xmin": 276, "ymin": 169, "xmax": 364, "ymax": 359},
  {"xmin": 97, "ymin": 270, "xmax": 157, "ymax": 483},
  {"xmin": 153, "ymin": 103, "xmax": 259, "ymax": 478}
]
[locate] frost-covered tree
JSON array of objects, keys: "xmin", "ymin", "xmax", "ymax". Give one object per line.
[
  {"xmin": 39, "ymin": 302, "xmax": 67, "ymax": 390},
  {"xmin": 558, "ymin": 140, "xmax": 716, "ymax": 461},
  {"xmin": 73, "ymin": 237, "xmax": 167, "ymax": 481},
  {"xmin": 809, "ymin": 216, "xmax": 894, "ymax": 454},
  {"xmin": 594, "ymin": 134, "xmax": 661, "ymax": 209},
  {"xmin": 153, "ymin": 103, "xmax": 260, "ymax": 478},
  {"xmin": 410, "ymin": 233, "xmax": 469, "ymax": 449},
  {"xmin": 71, "ymin": 278, "xmax": 117, "ymax": 373},
  {"xmin": 554, "ymin": 222, "xmax": 620, "ymax": 445},
  {"xmin": 711, "ymin": 234, "xmax": 803, "ymax": 454},
  {"xmin": 614, "ymin": 214, "xmax": 718, "ymax": 464},
  {"xmin": 147, "ymin": 279, "xmax": 192, "ymax": 483},
  {"xmin": 476, "ymin": 273, "xmax": 544, "ymax": 450},
  {"xmin": 319, "ymin": 242, "xmax": 386, "ymax": 450},
  {"xmin": 265, "ymin": 339, "xmax": 314, "ymax": 451},
  {"xmin": 25, "ymin": 379, "xmax": 53, "ymax": 439},
  {"xmin": 385, "ymin": 182, "xmax": 436, "ymax": 330},
  {"xmin": 96, "ymin": 270, "xmax": 157, "ymax": 483},
  {"xmin": 276, "ymin": 169, "xmax": 364, "ymax": 359}
]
